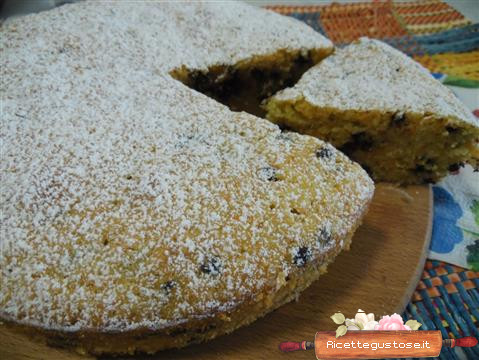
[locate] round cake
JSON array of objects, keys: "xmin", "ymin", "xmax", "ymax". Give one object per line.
[{"xmin": 0, "ymin": 1, "xmax": 374, "ymax": 355}]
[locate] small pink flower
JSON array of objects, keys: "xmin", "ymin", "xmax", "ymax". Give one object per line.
[{"xmin": 375, "ymin": 314, "xmax": 411, "ymax": 331}]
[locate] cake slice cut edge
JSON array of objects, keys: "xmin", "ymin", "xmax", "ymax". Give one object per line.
[{"xmin": 265, "ymin": 37, "xmax": 479, "ymax": 184}]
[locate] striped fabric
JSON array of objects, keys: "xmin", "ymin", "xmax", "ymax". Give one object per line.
[
  {"xmin": 414, "ymin": 50, "xmax": 479, "ymax": 86},
  {"xmin": 267, "ymin": 0, "xmax": 479, "ymax": 85},
  {"xmin": 393, "ymin": 0, "xmax": 471, "ymax": 34}
]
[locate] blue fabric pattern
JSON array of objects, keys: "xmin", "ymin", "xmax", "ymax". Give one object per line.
[{"xmin": 431, "ymin": 187, "xmax": 464, "ymax": 254}]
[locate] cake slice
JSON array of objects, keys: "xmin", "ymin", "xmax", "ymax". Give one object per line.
[{"xmin": 265, "ymin": 37, "xmax": 479, "ymax": 184}]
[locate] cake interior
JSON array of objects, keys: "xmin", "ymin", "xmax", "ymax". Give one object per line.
[
  {"xmin": 265, "ymin": 98, "xmax": 479, "ymax": 184},
  {"xmin": 172, "ymin": 48, "xmax": 478, "ymax": 185},
  {"xmin": 170, "ymin": 49, "xmax": 331, "ymax": 118}
]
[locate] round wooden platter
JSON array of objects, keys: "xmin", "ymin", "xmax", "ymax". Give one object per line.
[{"xmin": 0, "ymin": 184, "xmax": 432, "ymax": 360}]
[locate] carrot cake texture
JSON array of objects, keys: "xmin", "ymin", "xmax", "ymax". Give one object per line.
[
  {"xmin": 265, "ymin": 38, "xmax": 479, "ymax": 184},
  {"xmin": 0, "ymin": 1, "xmax": 373, "ymax": 356}
]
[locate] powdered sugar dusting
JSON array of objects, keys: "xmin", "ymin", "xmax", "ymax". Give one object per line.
[
  {"xmin": 272, "ymin": 37, "xmax": 478, "ymax": 127},
  {"xmin": 0, "ymin": 1, "xmax": 372, "ymax": 333}
]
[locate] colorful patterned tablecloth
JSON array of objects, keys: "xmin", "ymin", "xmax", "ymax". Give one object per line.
[{"xmin": 267, "ymin": 1, "xmax": 479, "ymax": 359}]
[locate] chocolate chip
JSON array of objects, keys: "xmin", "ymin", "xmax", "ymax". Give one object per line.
[
  {"xmin": 293, "ymin": 246, "xmax": 312, "ymax": 267},
  {"xmin": 294, "ymin": 54, "xmax": 310, "ymax": 66},
  {"xmin": 290, "ymin": 208, "xmax": 301, "ymax": 215},
  {"xmin": 341, "ymin": 132, "xmax": 374, "ymax": 153},
  {"xmin": 415, "ymin": 164, "xmax": 425, "ymax": 172},
  {"xmin": 278, "ymin": 123, "xmax": 294, "ymax": 132},
  {"xmin": 191, "ymin": 71, "xmax": 211, "ymax": 92},
  {"xmin": 391, "ymin": 112, "xmax": 406, "ymax": 126},
  {"xmin": 160, "ymin": 281, "xmax": 176, "ymax": 295},
  {"xmin": 448, "ymin": 163, "xmax": 459, "ymax": 172},
  {"xmin": 425, "ymin": 158, "xmax": 435, "ymax": 166},
  {"xmin": 316, "ymin": 147, "xmax": 333, "ymax": 159},
  {"xmin": 200, "ymin": 257, "xmax": 222, "ymax": 276},
  {"xmin": 448, "ymin": 162, "xmax": 464, "ymax": 172},
  {"xmin": 258, "ymin": 166, "xmax": 279, "ymax": 182},
  {"xmin": 353, "ymin": 132, "xmax": 373, "ymax": 151},
  {"xmin": 446, "ymin": 126, "xmax": 459, "ymax": 134},
  {"xmin": 101, "ymin": 230, "xmax": 109, "ymax": 246}
]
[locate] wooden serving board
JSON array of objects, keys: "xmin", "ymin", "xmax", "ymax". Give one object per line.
[{"xmin": 0, "ymin": 184, "xmax": 432, "ymax": 360}]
